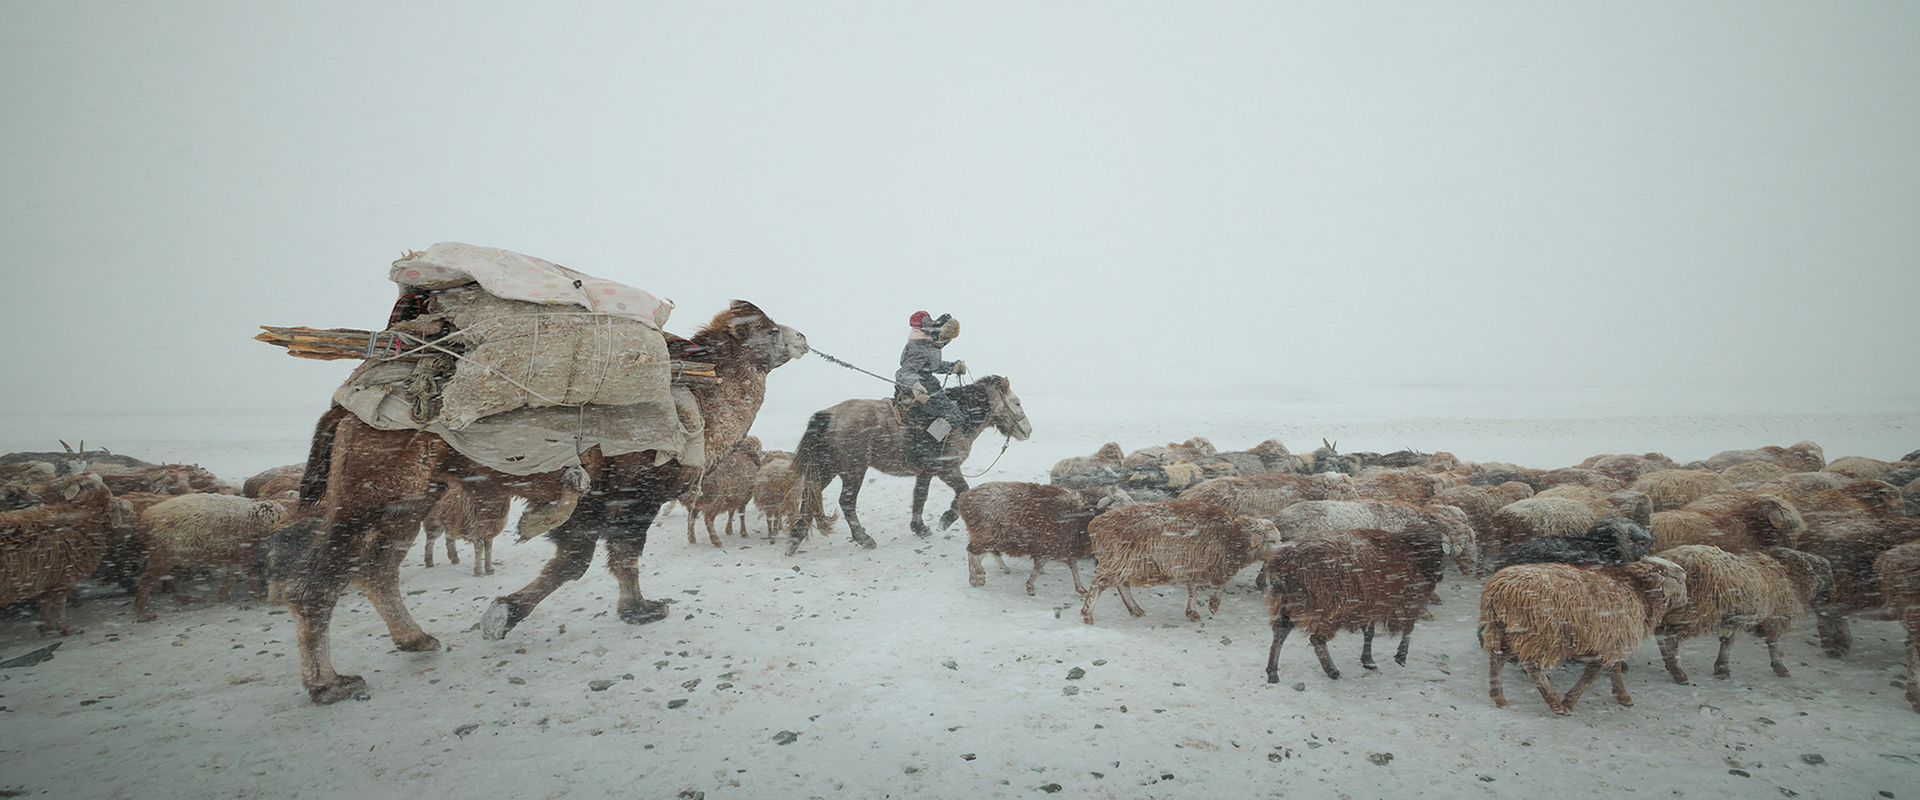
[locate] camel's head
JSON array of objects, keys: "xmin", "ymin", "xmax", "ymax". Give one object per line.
[{"xmin": 704, "ymin": 300, "xmax": 808, "ymax": 372}]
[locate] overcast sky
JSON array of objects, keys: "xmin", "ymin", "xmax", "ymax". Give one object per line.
[{"xmin": 4, "ymin": 2, "xmax": 1916, "ymax": 430}]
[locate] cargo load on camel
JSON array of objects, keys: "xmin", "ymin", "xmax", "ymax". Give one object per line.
[{"xmin": 256, "ymin": 242, "xmax": 711, "ymax": 475}]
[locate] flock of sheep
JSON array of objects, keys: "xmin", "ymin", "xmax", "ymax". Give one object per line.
[
  {"xmin": 955, "ymin": 436, "xmax": 1920, "ymax": 716},
  {"xmin": 4, "ymin": 434, "xmax": 1919, "ymax": 718}
]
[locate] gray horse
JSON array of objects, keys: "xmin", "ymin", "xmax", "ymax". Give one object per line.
[{"xmin": 786, "ymin": 375, "xmax": 1032, "ymax": 553}]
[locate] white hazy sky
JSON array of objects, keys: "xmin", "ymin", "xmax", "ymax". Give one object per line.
[{"xmin": 4, "ymin": 2, "xmax": 1916, "ymax": 426}]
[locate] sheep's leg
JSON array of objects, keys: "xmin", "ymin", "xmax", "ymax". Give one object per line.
[
  {"xmin": 1607, "ymin": 662, "xmax": 1635, "ymax": 706},
  {"xmin": 1080, "ymin": 581, "xmax": 1107, "ymax": 624},
  {"xmin": 686, "ymin": 507, "xmax": 699, "ymax": 545},
  {"xmin": 1310, "ymin": 633, "xmax": 1340, "ymax": 680},
  {"xmin": 705, "ymin": 511, "xmax": 723, "ymax": 548},
  {"xmin": 445, "ymin": 531, "xmax": 460, "ymax": 566},
  {"xmin": 1904, "ymin": 622, "xmax": 1920, "ymax": 713},
  {"xmin": 1067, "ymin": 559, "xmax": 1087, "ymax": 595},
  {"xmin": 1518, "ymin": 660, "xmax": 1567, "ymax": 715},
  {"xmin": 993, "ymin": 552, "xmax": 1012, "ymax": 573},
  {"xmin": 1816, "ymin": 608, "xmax": 1852, "ymax": 658},
  {"xmin": 1764, "ymin": 635, "xmax": 1791, "ymax": 677},
  {"xmin": 35, "ymin": 590, "xmax": 73, "ymax": 636},
  {"xmin": 1266, "ymin": 612, "xmax": 1295, "ymax": 683},
  {"xmin": 1206, "ymin": 582, "xmax": 1226, "ymax": 616},
  {"xmin": 1714, "ymin": 633, "xmax": 1737, "ymax": 678},
  {"xmin": 1658, "ymin": 632, "xmax": 1691, "ymax": 684},
  {"xmin": 1360, "ymin": 625, "xmax": 1378, "ymax": 671},
  {"xmin": 1560, "ymin": 661, "xmax": 1608, "ymax": 709},
  {"xmin": 478, "ymin": 537, "xmax": 493, "ymax": 576},
  {"xmin": 423, "ymin": 527, "xmax": 438, "ymax": 568},
  {"xmin": 967, "ymin": 551, "xmax": 987, "ymax": 587},
  {"xmin": 470, "ymin": 494, "xmax": 511, "ymax": 577},
  {"xmin": 1116, "ymin": 584, "xmax": 1147, "ymax": 618},
  {"xmin": 1183, "ymin": 584, "xmax": 1203, "ymax": 622},
  {"xmin": 1394, "ymin": 626, "xmax": 1413, "ymax": 667},
  {"xmin": 217, "ymin": 569, "xmax": 235, "ymax": 603},
  {"xmin": 1025, "ymin": 559, "xmax": 1044, "ymax": 596},
  {"xmin": 134, "ymin": 558, "xmax": 170, "ymax": 622},
  {"xmin": 1485, "ymin": 626, "xmax": 1511, "ymax": 708}
]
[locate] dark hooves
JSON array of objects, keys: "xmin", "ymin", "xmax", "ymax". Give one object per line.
[{"xmin": 308, "ymin": 675, "xmax": 370, "ymax": 705}]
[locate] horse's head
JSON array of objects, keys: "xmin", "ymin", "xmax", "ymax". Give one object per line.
[
  {"xmin": 974, "ymin": 375, "xmax": 1033, "ymax": 441},
  {"xmin": 702, "ymin": 300, "xmax": 808, "ymax": 372}
]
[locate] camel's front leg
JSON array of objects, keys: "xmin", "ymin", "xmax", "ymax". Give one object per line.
[
  {"xmin": 482, "ymin": 527, "xmax": 599, "ymax": 640},
  {"xmin": 288, "ymin": 585, "xmax": 365, "ymax": 704}
]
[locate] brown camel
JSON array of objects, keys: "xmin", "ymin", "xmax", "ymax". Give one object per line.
[
  {"xmin": 282, "ymin": 300, "xmax": 806, "ymax": 704},
  {"xmin": 785, "ymin": 375, "xmax": 1031, "ymax": 554}
]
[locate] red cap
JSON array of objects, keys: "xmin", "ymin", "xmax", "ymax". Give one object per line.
[{"xmin": 909, "ymin": 310, "xmax": 930, "ymax": 328}]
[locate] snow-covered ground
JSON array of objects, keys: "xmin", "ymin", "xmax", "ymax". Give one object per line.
[{"xmin": 3, "ymin": 405, "xmax": 1918, "ymax": 799}]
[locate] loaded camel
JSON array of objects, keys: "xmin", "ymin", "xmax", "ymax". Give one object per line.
[{"xmin": 282, "ymin": 300, "xmax": 806, "ymax": 703}]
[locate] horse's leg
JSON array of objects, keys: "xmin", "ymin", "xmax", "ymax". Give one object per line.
[
  {"xmin": 910, "ymin": 472, "xmax": 934, "ymax": 537},
  {"xmin": 935, "ymin": 470, "xmax": 970, "ymax": 531},
  {"xmin": 839, "ymin": 471, "xmax": 876, "ymax": 548}
]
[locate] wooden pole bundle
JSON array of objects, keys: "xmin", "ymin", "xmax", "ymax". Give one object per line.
[{"xmin": 255, "ymin": 325, "xmax": 720, "ymax": 386}]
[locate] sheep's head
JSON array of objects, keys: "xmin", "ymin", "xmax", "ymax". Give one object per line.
[
  {"xmin": 1754, "ymin": 494, "xmax": 1807, "ymax": 547},
  {"xmin": 1242, "ymin": 517, "xmax": 1284, "ymax": 561},
  {"xmin": 1763, "ymin": 546, "xmax": 1835, "ymax": 607},
  {"xmin": 1095, "ymin": 442, "xmax": 1125, "ymax": 463},
  {"xmin": 1624, "ymin": 556, "xmax": 1689, "ymax": 620}
]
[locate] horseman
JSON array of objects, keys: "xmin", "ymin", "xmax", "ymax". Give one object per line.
[{"xmin": 894, "ymin": 310, "xmax": 967, "ymax": 466}]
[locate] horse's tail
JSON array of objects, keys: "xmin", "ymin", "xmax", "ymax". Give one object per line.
[
  {"xmin": 789, "ymin": 410, "xmax": 839, "ymax": 539},
  {"xmin": 296, "ymin": 405, "xmax": 351, "ymax": 508}
]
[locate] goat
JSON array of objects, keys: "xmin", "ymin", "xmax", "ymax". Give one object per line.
[
  {"xmin": 957, "ymin": 481, "xmax": 1129, "ymax": 595},
  {"xmin": 1874, "ymin": 542, "xmax": 1920, "ymax": 712},
  {"xmin": 1652, "ymin": 544, "xmax": 1832, "ymax": 683},
  {"xmin": 1481, "ymin": 557, "xmax": 1688, "ymax": 715},
  {"xmin": 1080, "ymin": 501, "xmax": 1281, "ymax": 624},
  {"xmin": 1263, "ymin": 526, "xmax": 1445, "ymax": 682}
]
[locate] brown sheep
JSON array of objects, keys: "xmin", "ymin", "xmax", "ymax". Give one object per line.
[
  {"xmin": 1719, "ymin": 461, "xmax": 1791, "ymax": 485},
  {"xmin": 1263, "ymin": 526, "xmax": 1446, "ymax": 682},
  {"xmin": 1122, "ymin": 438, "xmax": 1216, "ymax": 470},
  {"xmin": 1178, "ymin": 472, "xmax": 1358, "ymax": 521},
  {"xmin": 1577, "ymin": 453, "xmax": 1678, "ymax": 486},
  {"xmin": 1431, "ymin": 482, "xmax": 1534, "ymax": 544},
  {"xmin": 1481, "ymin": 557, "xmax": 1689, "ymax": 715},
  {"xmin": 1649, "ymin": 492, "xmax": 1805, "ymax": 553},
  {"xmin": 1533, "ymin": 485, "xmax": 1655, "ymax": 526},
  {"xmin": 957, "ymin": 482, "xmax": 1128, "ymax": 595},
  {"xmin": 684, "ymin": 436, "xmax": 764, "ymax": 547},
  {"xmin": 1632, "ymin": 469, "xmax": 1734, "ymax": 512},
  {"xmin": 1823, "ymin": 456, "xmax": 1901, "ymax": 481},
  {"xmin": 751, "ymin": 451, "xmax": 800, "ymax": 539},
  {"xmin": 1080, "ymin": 501, "xmax": 1281, "ymax": 624},
  {"xmin": 1796, "ymin": 513, "xmax": 1920, "ymax": 657},
  {"xmin": 0, "ymin": 461, "xmax": 56, "ymax": 510},
  {"xmin": 1049, "ymin": 442, "xmax": 1126, "ymax": 489},
  {"xmin": 134, "ymin": 493, "xmax": 288, "ymax": 621},
  {"xmin": 1351, "ymin": 467, "xmax": 1444, "ymax": 505},
  {"xmin": 0, "ymin": 474, "xmax": 126, "ymax": 635},
  {"xmin": 243, "ymin": 463, "xmax": 305, "ymax": 499},
  {"xmin": 1764, "ymin": 479, "xmax": 1903, "ymax": 519},
  {"xmin": 1653, "ymin": 545, "xmax": 1833, "ymax": 683},
  {"xmin": 419, "ymin": 476, "xmax": 513, "ymax": 575},
  {"xmin": 1703, "ymin": 441, "xmax": 1826, "ymax": 474},
  {"xmin": 1268, "ymin": 498, "xmax": 1480, "ymax": 579},
  {"xmin": 1536, "ymin": 467, "xmax": 1624, "ymax": 493},
  {"xmin": 1874, "ymin": 542, "xmax": 1920, "ymax": 712}
]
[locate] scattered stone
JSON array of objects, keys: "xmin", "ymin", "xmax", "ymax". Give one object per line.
[
  {"xmin": 1758, "ymin": 717, "xmax": 1776, "ymax": 725},
  {"xmin": 1067, "ymin": 667, "xmax": 1085, "ymax": 680},
  {"xmin": 1221, "ymin": 637, "xmax": 1232, "ymax": 646},
  {"xmin": 507, "ymin": 677, "xmax": 525, "ymax": 685},
  {"xmin": 773, "ymin": 731, "xmax": 799, "ymax": 745},
  {"xmin": 667, "ymin": 699, "xmax": 688, "ymax": 709},
  {"xmin": 962, "ymin": 754, "xmax": 976, "ymax": 761},
  {"xmin": 1368, "ymin": 753, "xmax": 1393, "ymax": 766},
  {"xmin": 1730, "ymin": 769, "xmax": 1752, "ymax": 778},
  {"xmin": 682, "ymin": 679, "xmax": 701, "ymax": 691},
  {"xmin": 1063, "ymin": 686, "xmax": 1081, "ymax": 696},
  {"xmin": 1800, "ymin": 754, "xmax": 1825, "ymax": 765},
  {"xmin": 1292, "ymin": 683, "xmax": 1306, "ymax": 692},
  {"xmin": 1478, "ymin": 775, "xmax": 1496, "ymax": 782},
  {"xmin": 1093, "ymin": 659, "xmax": 1107, "ymax": 666},
  {"xmin": 454, "ymin": 723, "xmax": 480, "ymax": 738},
  {"xmin": 0, "ymin": 643, "xmax": 60, "ymax": 669},
  {"xmin": 943, "ymin": 660, "xmax": 958, "ymax": 670},
  {"xmin": 1039, "ymin": 784, "xmax": 1062, "ymax": 793},
  {"xmin": 589, "ymin": 680, "xmax": 615, "ymax": 692}
]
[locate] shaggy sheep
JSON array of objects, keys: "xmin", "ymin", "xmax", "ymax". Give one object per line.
[
  {"xmin": 0, "ymin": 461, "xmax": 57, "ymax": 510},
  {"xmin": 1178, "ymin": 472, "xmax": 1359, "ymax": 521},
  {"xmin": 1907, "ymin": 480, "xmax": 1920, "ymax": 519},
  {"xmin": 1704, "ymin": 441, "xmax": 1826, "ymax": 474},
  {"xmin": 1480, "ymin": 557, "xmax": 1689, "ymax": 715},
  {"xmin": 1351, "ymin": 467, "xmax": 1447, "ymax": 505},
  {"xmin": 134, "ymin": 493, "xmax": 288, "ymax": 621},
  {"xmin": 1049, "ymin": 442, "xmax": 1127, "ymax": 489},
  {"xmin": 1469, "ymin": 467, "xmax": 1542, "ymax": 491},
  {"xmin": 1430, "ymin": 482, "xmax": 1535, "ymax": 547},
  {"xmin": 1874, "ymin": 542, "xmax": 1920, "ymax": 712},
  {"xmin": 957, "ymin": 481, "xmax": 1129, "ymax": 595},
  {"xmin": 1269, "ymin": 498, "xmax": 1480, "ymax": 578},
  {"xmin": 1795, "ymin": 512, "xmax": 1920, "ymax": 657},
  {"xmin": 1578, "ymin": 453, "xmax": 1678, "ymax": 486},
  {"xmin": 1823, "ymin": 456, "xmax": 1900, "ymax": 481},
  {"xmin": 1262, "ymin": 526, "xmax": 1446, "ymax": 682},
  {"xmin": 751, "ymin": 451, "xmax": 800, "ymax": 539},
  {"xmin": 1653, "ymin": 545, "xmax": 1833, "ymax": 683},
  {"xmin": 1484, "ymin": 497, "xmax": 1606, "ymax": 570},
  {"xmin": 1719, "ymin": 461, "xmax": 1791, "ymax": 485},
  {"xmin": 1532, "ymin": 485, "xmax": 1654, "ymax": 526},
  {"xmin": 243, "ymin": 463, "xmax": 305, "ymax": 499},
  {"xmin": 1213, "ymin": 439, "xmax": 1305, "ymax": 477},
  {"xmin": 1881, "ymin": 464, "xmax": 1919, "ymax": 488},
  {"xmin": 1632, "ymin": 469, "xmax": 1734, "ymax": 513},
  {"xmin": 1649, "ymin": 492, "xmax": 1805, "ymax": 553},
  {"xmin": 1080, "ymin": 501, "xmax": 1281, "ymax": 624},
  {"xmin": 419, "ymin": 476, "xmax": 512, "ymax": 575},
  {"xmin": 0, "ymin": 474, "xmax": 125, "ymax": 635},
  {"xmin": 1536, "ymin": 468, "xmax": 1624, "ymax": 493},
  {"xmin": 1491, "ymin": 514, "xmax": 1654, "ymax": 572},
  {"xmin": 684, "ymin": 436, "xmax": 763, "ymax": 547},
  {"xmin": 1122, "ymin": 438, "xmax": 1217, "ymax": 470},
  {"xmin": 1765, "ymin": 479, "xmax": 1903, "ymax": 519}
]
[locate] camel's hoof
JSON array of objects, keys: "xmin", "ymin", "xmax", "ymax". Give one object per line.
[
  {"xmin": 135, "ymin": 613, "xmax": 157, "ymax": 623},
  {"xmin": 480, "ymin": 598, "xmax": 527, "ymax": 641},
  {"xmin": 393, "ymin": 632, "xmax": 441, "ymax": 652},
  {"xmin": 1326, "ymin": 669, "xmax": 1342, "ymax": 680},
  {"xmin": 619, "ymin": 598, "xmax": 670, "ymax": 625},
  {"xmin": 308, "ymin": 675, "xmax": 370, "ymax": 704}
]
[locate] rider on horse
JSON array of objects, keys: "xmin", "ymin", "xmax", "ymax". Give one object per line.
[{"xmin": 895, "ymin": 310, "xmax": 966, "ymax": 466}]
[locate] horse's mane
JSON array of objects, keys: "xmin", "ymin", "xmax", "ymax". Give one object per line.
[{"xmin": 952, "ymin": 376, "xmax": 1009, "ymax": 433}]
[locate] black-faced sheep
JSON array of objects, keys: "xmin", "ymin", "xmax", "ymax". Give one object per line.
[
  {"xmin": 1267, "ymin": 498, "xmax": 1480, "ymax": 578},
  {"xmin": 134, "ymin": 493, "xmax": 288, "ymax": 621},
  {"xmin": 1632, "ymin": 469, "xmax": 1734, "ymax": 513},
  {"xmin": 1874, "ymin": 542, "xmax": 1920, "ymax": 712},
  {"xmin": 1795, "ymin": 512, "xmax": 1920, "ymax": 657},
  {"xmin": 957, "ymin": 481, "xmax": 1128, "ymax": 596},
  {"xmin": 1649, "ymin": 491, "xmax": 1805, "ymax": 553},
  {"xmin": 1491, "ymin": 514, "xmax": 1654, "ymax": 572},
  {"xmin": 1480, "ymin": 557, "xmax": 1689, "ymax": 715},
  {"xmin": 684, "ymin": 435, "xmax": 763, "ymax": 547},
  {"xmin": 1263, "ymin": 526, "xmax": 1446, "ymax": 682},
  {"xmin": 1080, "ymin": 501, "xmax": 1281, "ymax": 624},
  {"xmin": 1703, "ymin": 441, "xmax": 1826, "ymax": 474},
  {"xmin": 0, "ymin": 474, "xmax": 126, "ymax": 635},
  {"xmin": 1049, "ymin": 442, "xmax": 1126, "ymax": 489},
  {"xmin": 1653, "ymin": 545, "xmax": 1833, "ymax": 683}
]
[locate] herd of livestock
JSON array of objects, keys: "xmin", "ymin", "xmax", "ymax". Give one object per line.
[{"xmin": 3, "ymin": 433, "xmax": 1919, "ymax": 716}]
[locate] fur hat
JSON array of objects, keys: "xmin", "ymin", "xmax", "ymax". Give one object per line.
[
  {"xmin": 930, "ymin": 314, "xmax": 958, "ymax": 343},
  {"xmin": 909, "ymin": 310, "xmax": 931, "ymax": 329}
]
